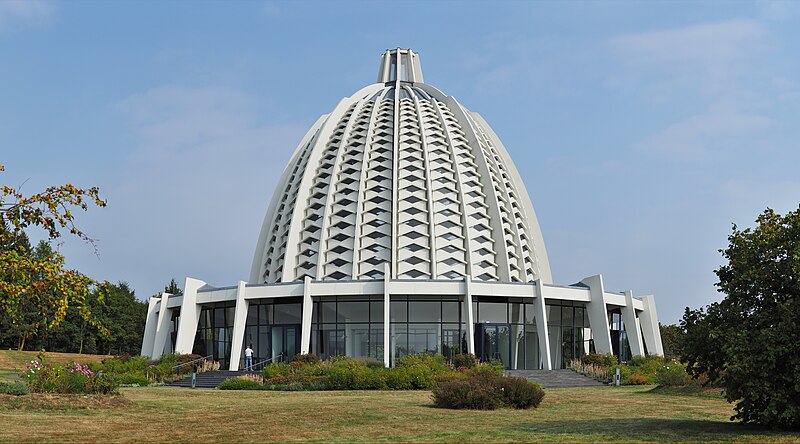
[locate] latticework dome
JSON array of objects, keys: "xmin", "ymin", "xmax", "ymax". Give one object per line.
[{"xmin": 250, "ymin": 49, "xmax": 552, "ymax": 285}]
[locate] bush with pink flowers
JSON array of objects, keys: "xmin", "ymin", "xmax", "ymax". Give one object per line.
[{"xmin": 23, "ymin": 355, "xmax": 118, "ymax": 395}]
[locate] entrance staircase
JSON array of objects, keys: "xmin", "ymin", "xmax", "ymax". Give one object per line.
[
  {"xmin": 505, "ymin": 369, "xmax": 605, "ymax": 388},
  {"xmin": 169, "ymin": 370, "xmax": 256, "ymax": 389}
]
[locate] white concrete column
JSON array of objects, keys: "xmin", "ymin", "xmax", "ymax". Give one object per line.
[
  {"xmin": 174, "ymin": 278, "xmax": 206, "ymax": 355},
  {"xmin": 622, "ymin": 290, "xmax": 646, "ymax": 357},
  {"xmin": 228, "ymin": 281, "xmax": 249, "ymax": 371},
  {"xmin": 638, "ymin": 295, "xmax": 664, "ymax": 356},
  {"xmin": 464, "ymin": 276, "xmax": 475, "ymax": 355},
  {"xmin": 151, "ymin": 293, "xmax": 173, "ymax": 358},
  {"xmin": 141, "ymin": 296, "xmax": 159, "ymax": 357},
  {"xmin": 532, "ymin": 280, "xmax": 552, "ymax": 370},
  {"xmin": 383, "ymin": 263, "xmax": 391, "ymax": 367},
  {"xmin": 581, "ymin": 274, "xmax": 613, "ymax": 355},
  {"xmin": 300, "ymin": 276, "xmax": 313, "ymax": 354}
]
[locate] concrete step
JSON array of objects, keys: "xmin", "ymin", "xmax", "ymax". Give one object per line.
[
  {"xmin": 505, "ymin": 369, "xmax": 606, "ymax": 388},
  {"xmin": 168, "ymin": 370, "xmax": 258, "ymax": 389}
]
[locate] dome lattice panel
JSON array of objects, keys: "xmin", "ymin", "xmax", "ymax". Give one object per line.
[{"xmin": 251, "ymin": 49, "xmax": 551, "ymax": 285}]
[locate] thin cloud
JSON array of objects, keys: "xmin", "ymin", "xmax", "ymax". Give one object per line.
[{"xmin": 0, "ymin": 0, "xmax": 53, "ymax": 31}]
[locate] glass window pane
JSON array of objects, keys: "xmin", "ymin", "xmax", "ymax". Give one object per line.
[
  {"xmin": 321, "ymin": 302, "xmax": 336, "ymax": 323},
  {"xmin": 441, "ymin": 323, "xmax": 462, "ymax": 362},
  {"xmin": 347, "ymin": 324, "xmax": 370, "ymax": 358},
  {"xmin": 274, "ymin": 303, "xmax": 302, "ymax": 324},
  {"xmin": 574, "ymin": 307, "xmax": 584, "ymax": 327},
  {"xmin": 370, "ymin": 324, "xmax": 384, "ymax": 360},
  {"xmin": 214, "ymin": 307, "xmax": 225, "ymax": 328},
  {"xmin": 409, "ymin": 301, "xmax": 441, "ymax": 322},
  {"xmin": 407, "ymin": 323, "xmax": 440, "ymax": 354},
  {"xmin": 478, "ymin": 302, "xmax": 507, "ymax": 323},
  {"xmin": 525, "ymin": 328, "xmax": 539, "ymax": 369},
  {"xmin": 525, "ymin": 303, "xmax": 536, "ymax": 325},
  {"xmin": 547, "ymin": 305, "xmax": 561, "ymax": 326},
  {"xmin": 509, "ymin": 302, "xmax": 524, "ymax": 324},
  {"xmin": 511, "ymin": 324, "xmax": 524, "ymax": 370},
  {"xmin": 562, "ymin": 306, "xmax": 574, "ymax": 327},
  {"xmin": 260, "ymin": 304, "xmax": 272, "ymax": 325},
  {"xmin": 225, "ymin": 306, "xmax": 236, "ymax": 327},
  {"xmin": 247, "ymin": 304, "xmax": 258, "ymax": 326},
  {"xmin": 337, "ymin": 301, "xmax": 369, "ymax": 323},
  {"xmin": 391, "ymin": 323, "xmax": 408, "ymax": 363},
  {"xmin": 390, "ymin": 300, "xmax": 407, "ymax": 322},
  {"xmin": 442, "ymin": 301, "xmax": 460, "ymax": 323},
  {"xmin": 548, "ymin": 325, "xmax": 562, "ymax": 369},
  {"xmin": 370, "ymin": 300, "xmax": 384, "ymax": 324}
]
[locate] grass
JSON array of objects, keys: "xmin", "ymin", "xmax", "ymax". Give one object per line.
[
  {"xmin": 0, "ymin": 350, "xmax": 111, "ymax": 372},
  {"xmin": 0, "ymin": 385, "xmax": 798, "ymax": 442}
]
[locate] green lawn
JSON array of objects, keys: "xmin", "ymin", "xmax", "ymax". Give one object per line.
[{"xmin": 0, "ymin": 385, "xmax": 798, "ymax": 443}]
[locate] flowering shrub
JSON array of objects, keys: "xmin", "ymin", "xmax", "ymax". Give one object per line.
[
  {"xmin": 23, "ymin": 358, "xmax": 118, "ymax": 395},
  {"xmin": 432, "ymin": 370, "xmax": 545, "ymax": 410}
]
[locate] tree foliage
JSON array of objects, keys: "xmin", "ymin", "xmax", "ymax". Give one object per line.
[
  {"xmin": 681, "ymin": 206, "xmax": 800, "ymax": 428},
  {"xmin": 658, "ymin": 323, "xmax": 683, "ymax": 361},
  {"xmin": 0, "ymin": 163, "xmax": 109, "ymax": 338}
]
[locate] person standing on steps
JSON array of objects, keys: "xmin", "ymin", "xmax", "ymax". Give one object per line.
[{"xmin": 244, "ymin": 344, "xmax": 254, "ymax": 371}]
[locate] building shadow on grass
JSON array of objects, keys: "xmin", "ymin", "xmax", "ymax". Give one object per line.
[{"xmin": 512, "ymin": 417, "xmax": 787, "ymax": 441}]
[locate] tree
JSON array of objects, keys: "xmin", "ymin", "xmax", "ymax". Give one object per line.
[
  {"xmin": 0, "ymin": 163, "xmax": 109, "ymax": 337},
  {"xmin": 658, "ymin": 323, "xmax": 683, "ymax": 361},
  {"xmin": 681, "ymin": 206, "xmax": 800, "ymax": 428},
  {"xmin": 162, "ymin": 278, "xmax": 182, "ymax": 296}
]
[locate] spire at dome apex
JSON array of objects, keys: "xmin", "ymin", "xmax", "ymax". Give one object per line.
[{"xmin": 377, "ymin": 48, "xmax": 424, "ymax": 84}]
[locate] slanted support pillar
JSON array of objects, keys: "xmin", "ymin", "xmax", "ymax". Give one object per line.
[
  {"xmin": 465, "ymin": 276, "xmax": 475, "ymax": 355},
  {"xmin": 228, "ymin": 281, "xmax": 249, "ymax": 370},
  {"xmin": 300, "ymin": 276, "xmax": 313, "ymax": 354},
  {"xmin": 622, "ymin": 290, "xmax": 646, "ymax": 357},
  {"xmin": 638, "ymin": 295, "xmax": 664, "ymax": 356},
  {"xmin": 581, "ymin": 274, "xmax": 614, "ymax": 355},
  {"xmin": 151, "ymin": 293, "xmax": 173, "ymax": 358},
  {"xmin": 141, "ymin": 296, "xmax": 159, "ymax": 357},
  {"xmin": 174, "ymin": 278, "xmax": 205, "ymax": 355},
  {"xmin": 533, "ymin": 280, "xmax": 552, "ymax": 370},
  {"xmin": 384, "ymin": 263, "xmax": 391, "ymax": 367}
]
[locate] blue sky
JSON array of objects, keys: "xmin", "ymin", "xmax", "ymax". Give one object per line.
[{"xmin": 2, "ymin": 0, "xmax": 799, "ymax": 324}]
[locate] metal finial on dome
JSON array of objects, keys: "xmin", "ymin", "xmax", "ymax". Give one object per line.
[{"xmin": 377, "ymin": 48, "xmax": 424, "ymax": 84}]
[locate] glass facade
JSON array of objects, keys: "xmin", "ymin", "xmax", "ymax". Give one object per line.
[
  {"xmin": 473, "ymin": 297, "xmax": 539, "ymax": 370},
  {"xmin": 311, "ymin": 295, "xmax": 384, "ymax": 361},
  {"xmin": 608, "ymin": 308, "xmax": 632, "ymax": 362},
  {"xmin": 391, "ymin": 295, "xmax": 466, "ymax": 364},
  {"xmin": 243, "ymin": 298, "xmax": 302, "ymax": 366},
  {"xmin": 193, "ymin": 302, "xmax": 236, "ymax": 368},
  {"xmin": 187, "ymin": 294, "xmax": 610, "ymax": 370},
  {"xmin": 545, "ymin": 301, "xmax": 590, "ymax": 369}
]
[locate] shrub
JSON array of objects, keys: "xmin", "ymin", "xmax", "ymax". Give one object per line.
[
  {"xmin": 24, "ymin": 359, "xmax": 119, "ymax": 395},
  {"xmin": 357, "ymin": 357, "xmax": 385, "ymax": 370},
  {"xmin": 656, "ymin": 365, "xmax": 691, "ymax": 387},
  {"xmin": 498, "ymin": 377, "xmax": 546, "ymax": 409},
  {"xmin": 0, "ymin": 381, "xmax": 29, "ymax": 395},
  {"xmin": 175, "ymin": 354, "xmax": 203, "ymax": 366},
  {"xmin": 452, "ymin": 353, "xmax": 479, "ymax": 369},
  {"xmin": 581, "ymin": 353, "xmax": 617, "ymax": 367},
  {"xmin": 117, "ymin": 372, "xmax": 151, "ymax": 387},
  {"xmin": 218, "ymin": 377, "xmax": 264, "ymax": 390},
  {"xmin": 264, "ymin": 375, "xmax": 328, "ymax": 390},
  {"xmin": 262, "ymin": 362, "xmax": 292, "ymax": 379},
  {"xmin": 433, "ymin": 371, "xmax": 545, "ymax": 410},
  {"xmin": 568, "ymin": 359, "xmax": 612, "ymax": 383},
  {"xmin": 432, "ymin": 378, "xmax": 500, "ymax": 410},
  {"xmin": 291, "ymin": 354, "xmax": 321, "ymax": 365},
  {"xmin": 624, "ymin": 372, "xmax": 650, "ymax": 385},
  {"xmin": 395, "ymin": 353, "xmax": 449, "ymax": 372}
]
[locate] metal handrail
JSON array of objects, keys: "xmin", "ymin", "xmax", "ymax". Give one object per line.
[
  {"xmin": 172, "ymin": 354, "xmax": 214, "ymax": 372},
  {"xmin": 246, "ymin": 353, "xmax": 285, "ymax": 372}
]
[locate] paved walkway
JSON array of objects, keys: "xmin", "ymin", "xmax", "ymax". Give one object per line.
[{"xmin": 506, "ymin": 369, "xmax": 605, "ymax": 388}]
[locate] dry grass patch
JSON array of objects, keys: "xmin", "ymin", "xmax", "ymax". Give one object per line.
[
  {"xmin": 0, "ymin": 350, "xmax": 111, "ymax": 372},
  {"xmin": 0, "ymin": 393, "xmax": 131, "ymax": 412},
  {"xmin": 0, "ymin": 385, "xmax": 798, "ymax": 443}
]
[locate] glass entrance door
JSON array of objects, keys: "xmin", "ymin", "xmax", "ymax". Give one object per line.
[
  {"xmin": 477, "ymin": 324, "xmax": 511, "ymax": 369},
  {"xmin": 271, "ymin": 324, "xmax": 300, "ymax": 362}
]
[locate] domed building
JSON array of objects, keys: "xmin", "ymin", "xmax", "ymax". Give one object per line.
[{"xmin": 141, "ymin": 49, "xmax": 663, "ymax": 371}]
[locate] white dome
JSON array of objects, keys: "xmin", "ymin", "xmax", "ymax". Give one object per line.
[{"xmin": 250, "ymin": 49, "xmax": 552, "ymax": 285}]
